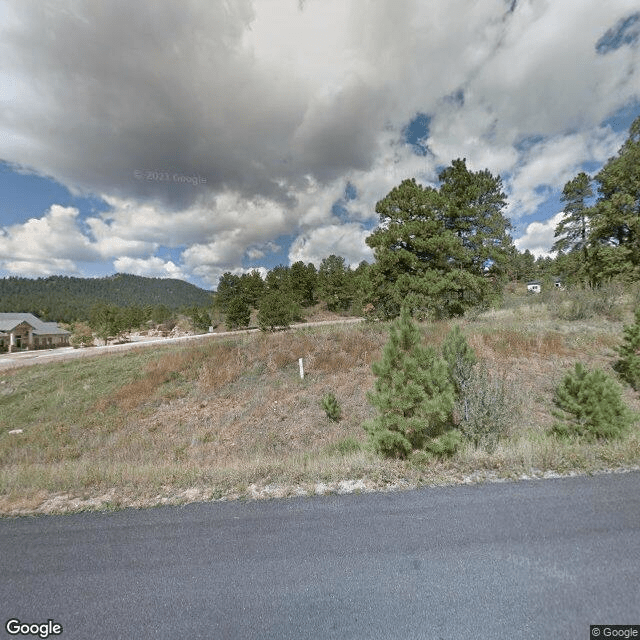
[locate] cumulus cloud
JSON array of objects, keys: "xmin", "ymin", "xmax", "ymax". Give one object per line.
[
  {"xmin": 0, "ymin": 205, "xmax": 98, "ymax": 274},
  {"xmin": 506, "ymin": 127, "xmax": 625, "ymax": 218},
  {"xmin": 2, "ymin": 258, "xmax": 80, "ymax": 277},
  {"xmin": 0, "ymin": 0, "xmax": 638, "ymax": 285},
  {"xmin": 288, "ymin": 223, "xmax": 374, "ymax": 267},
  {"xmin": 515, "ymin": 212, "xmax": 565, "ymax": 258},
  {"xmin": 112, "ymin": 256, "xmax": 186, "ymax": 280}
]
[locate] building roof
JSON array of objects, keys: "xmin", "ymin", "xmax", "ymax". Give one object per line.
[{"xmin": 0, "ymin": 313, "xmax": 70, "ymax": 336}]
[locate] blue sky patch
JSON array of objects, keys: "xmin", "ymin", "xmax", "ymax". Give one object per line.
[
  {"xmin": 403, "ymin": 113, "xmax": 431, "ymax": 156},
  {"xmin": 0, "ymin": 162, "xmax": 108, "ymax": 226},
  {"xmin": 596, "ymin": 12, "xmax": 640, "ymax": 54}
]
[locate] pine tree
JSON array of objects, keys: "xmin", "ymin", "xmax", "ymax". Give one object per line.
[
  {"xmin": 365, "ymin": 179, "xmax": 470, "ymax": 319},
  {"xmin": 225, "ymin": 296, "xmax": 251, "ymax": 330},
  {"xmin": 239, "ymin": 270, "xmax": 265, "ymax": 308},
  {"xmin": 365, "ymin": 160, "xmax": 513, "ymax": 320},
  {"xmin": 586, "ymin": 116, "xmax": 640, "ymax": 283},
  {"xmin": 289, "ymin": 261, "xmax": 317, "ymax": 307},
  {"xmin": 215, "ymin": 273, "xmax": 243, "ymax": 314},
  {"xmin": 441, "ymin": 325, "xmax": 477, "ymax": 397},
  {"xmin": 614, "ymin": 307, "xmax": 640, "ymax": 391},
  {"xmin": 257, "ymin": 291, "xmax": 300, "ymax": 331},
  {"xmin": 364, "ymin": 307, "xmax": 455, "ymax": 457},
  {"xmin": 317, "ymin": 255, "xmax": 353, "ymax": 312},
  {"xmin": 552, "ymin": 172, "xmax": 593, "ymax": 257},
  {"xmin": 552, "ymin": 363, "xmax": 632, "ymax": 440},
  {"xmin": 438, "ymin": 158, "xmax": 513, "ymax": 279}
]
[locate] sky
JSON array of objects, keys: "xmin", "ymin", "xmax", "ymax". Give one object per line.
[{"xmin": 0, "ymin": 0, "xmax": 639, "ymax": 290}]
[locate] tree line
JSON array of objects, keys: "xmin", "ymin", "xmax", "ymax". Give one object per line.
[
  {"xmin": 4, "ymin": 117, "xmax": 638, "ymax": 332},
  {"xmin": 215, "ymin": 255, "xmax": 370, "ymax": 330},
  {"xmin": 218, "ymin": 156, "xmax": 555, "ymax": 327},
  {"xmin": 552, "ymin": 115, "xmax": 640, "ymax": 285},
  {"xmin": 0, "ymin": 273, "xmax": 214, "ymax": 323}
]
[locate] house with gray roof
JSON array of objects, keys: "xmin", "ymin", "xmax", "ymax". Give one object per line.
[{"xmin": 0, "ymin": 313, "xmax": 70, "ymax": 353}]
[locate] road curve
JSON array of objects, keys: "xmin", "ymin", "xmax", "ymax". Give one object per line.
[
  {"xmin": 0, "ymin": 317, "xmax": 365, "ymax": 370},
  {"xmin": 1, "ymin": 471, "xmax": 638, "ymax": 639}
]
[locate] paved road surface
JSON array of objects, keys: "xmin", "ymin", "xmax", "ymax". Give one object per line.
[
  {"xmin": 0, "ymin": 318, "xmax": 364, "ymax": 370},
  {"xmin": 1, "ymin": 472, "xmax": 639, "ymax": 639}
]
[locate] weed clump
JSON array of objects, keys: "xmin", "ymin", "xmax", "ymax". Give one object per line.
[
  {"xmin": 455, "ymin": 367, "xmax": 519, "ymax": 453},
  {"xmin": 548, "ymin": 283, "xmax": 623, "ymax": 321},
  {"xmin": 327, "ymin": 437, "xmax": 362, "ymax": 456},
  {"xmin": 442, "ymin": 325, "xmax": 477, "ymax": 396},
  {"xmin": 441, "ymin": 325, "xmax": 518, "ymax": 453}
]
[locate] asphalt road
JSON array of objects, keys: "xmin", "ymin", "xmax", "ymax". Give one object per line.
[
  {"xmin": 1, "ymin": 472, "xmax": 639, "ymax": 640},
  {"xmin": 0, "ymin": 318, "xmax": 364, "ymax": 370}
]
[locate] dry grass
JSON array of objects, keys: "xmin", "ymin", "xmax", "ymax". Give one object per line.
[{"xmin": 1, "ymin": 290, "xmax": 639, "ymax": 515}]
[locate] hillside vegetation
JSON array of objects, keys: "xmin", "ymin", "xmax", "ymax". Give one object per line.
[
  {"xmin": 2, "ymin": 117, "xmax": 640, "ymax": 514},
  {"xmin": 1, "ymin": 283, "xmax": 639, "ymax": 515},
  {"xmin": 0, "ymin": 273, "xmax": 214, "ymax": 323}
]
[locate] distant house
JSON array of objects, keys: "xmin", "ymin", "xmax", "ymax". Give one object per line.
[
  {"xmin": 0, "ymin": 313, "xmax": 70, "ymax": 353},
  {"xmin": 526, "ymin": 281, "xmax": 541, "ymax": 294}
]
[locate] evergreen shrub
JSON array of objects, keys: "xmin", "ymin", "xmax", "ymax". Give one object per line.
[
  {"xmin": 370, "ymin": 429, "xmax": 413, "ymax": 459},
  {"xmin": 364, "ymin": 307, "xmax": 455, "ymax": 458},
  {"xmin": 551, "ymin": 363, "xmax": 633, "ymax": 440},
  {"xmin": 424, "ymin": 429, "xmax": 463, "ymax": 458},
  {"xmin": 321, "ymin": 392, "xmax": 342, "ymax": 421},
  {"xmin": 614, "ymin": 307, "xmax": 640, "ymax": 391}
]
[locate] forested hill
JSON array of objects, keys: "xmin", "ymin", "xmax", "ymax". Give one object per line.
[{"xmin": 0, "ymin": 273, "xmax": 214, "ymax": 323}]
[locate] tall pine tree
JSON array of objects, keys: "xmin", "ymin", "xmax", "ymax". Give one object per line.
[
  {"xmin": 365, "ymin": 159, "xmax": 513, "ymax": 319},
  {"xmin": 438, "ymin": 158, "xmax": 513, "ymax": 278},
  {"xmin": 587, "ymin": 116, "xmax": 640, "ymax": 282},
  {"xmin": 552, "ymin": 172, "xmax": 593, "ymax": 281}
]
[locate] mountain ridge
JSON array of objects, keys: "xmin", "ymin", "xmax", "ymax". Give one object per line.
[{"xmin": 0, "ymin": 273, "xmax": 214, "ymax": 322}]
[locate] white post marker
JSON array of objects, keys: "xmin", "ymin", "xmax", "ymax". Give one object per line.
[{"xmin": 299, "ymin": 357, "xmax": 304, "ymax": 380}]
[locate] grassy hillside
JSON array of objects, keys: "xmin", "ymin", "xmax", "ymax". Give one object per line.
[
  {"xmin": 1, "ymin": 285, "xmax": 639, "ymax": 515},
  {"xmin": 0, "ymin": 273, "xmax": 214, "ymax": 322}
]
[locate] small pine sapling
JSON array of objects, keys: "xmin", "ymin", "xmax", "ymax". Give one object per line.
[
  {"xmin": 552, "ymin": 362, "xmax": 633, "ymax": 440},
  {"xmin": 321, "ymin": 392, "xmax": 342, "ymax": 422},
  {"xmin": 363, "ymin": 306, "xmax": 455, "ymax": 458},
  {"xmin": 614, "ymin": 307, "xmax": 640, "ymax": 391}
]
